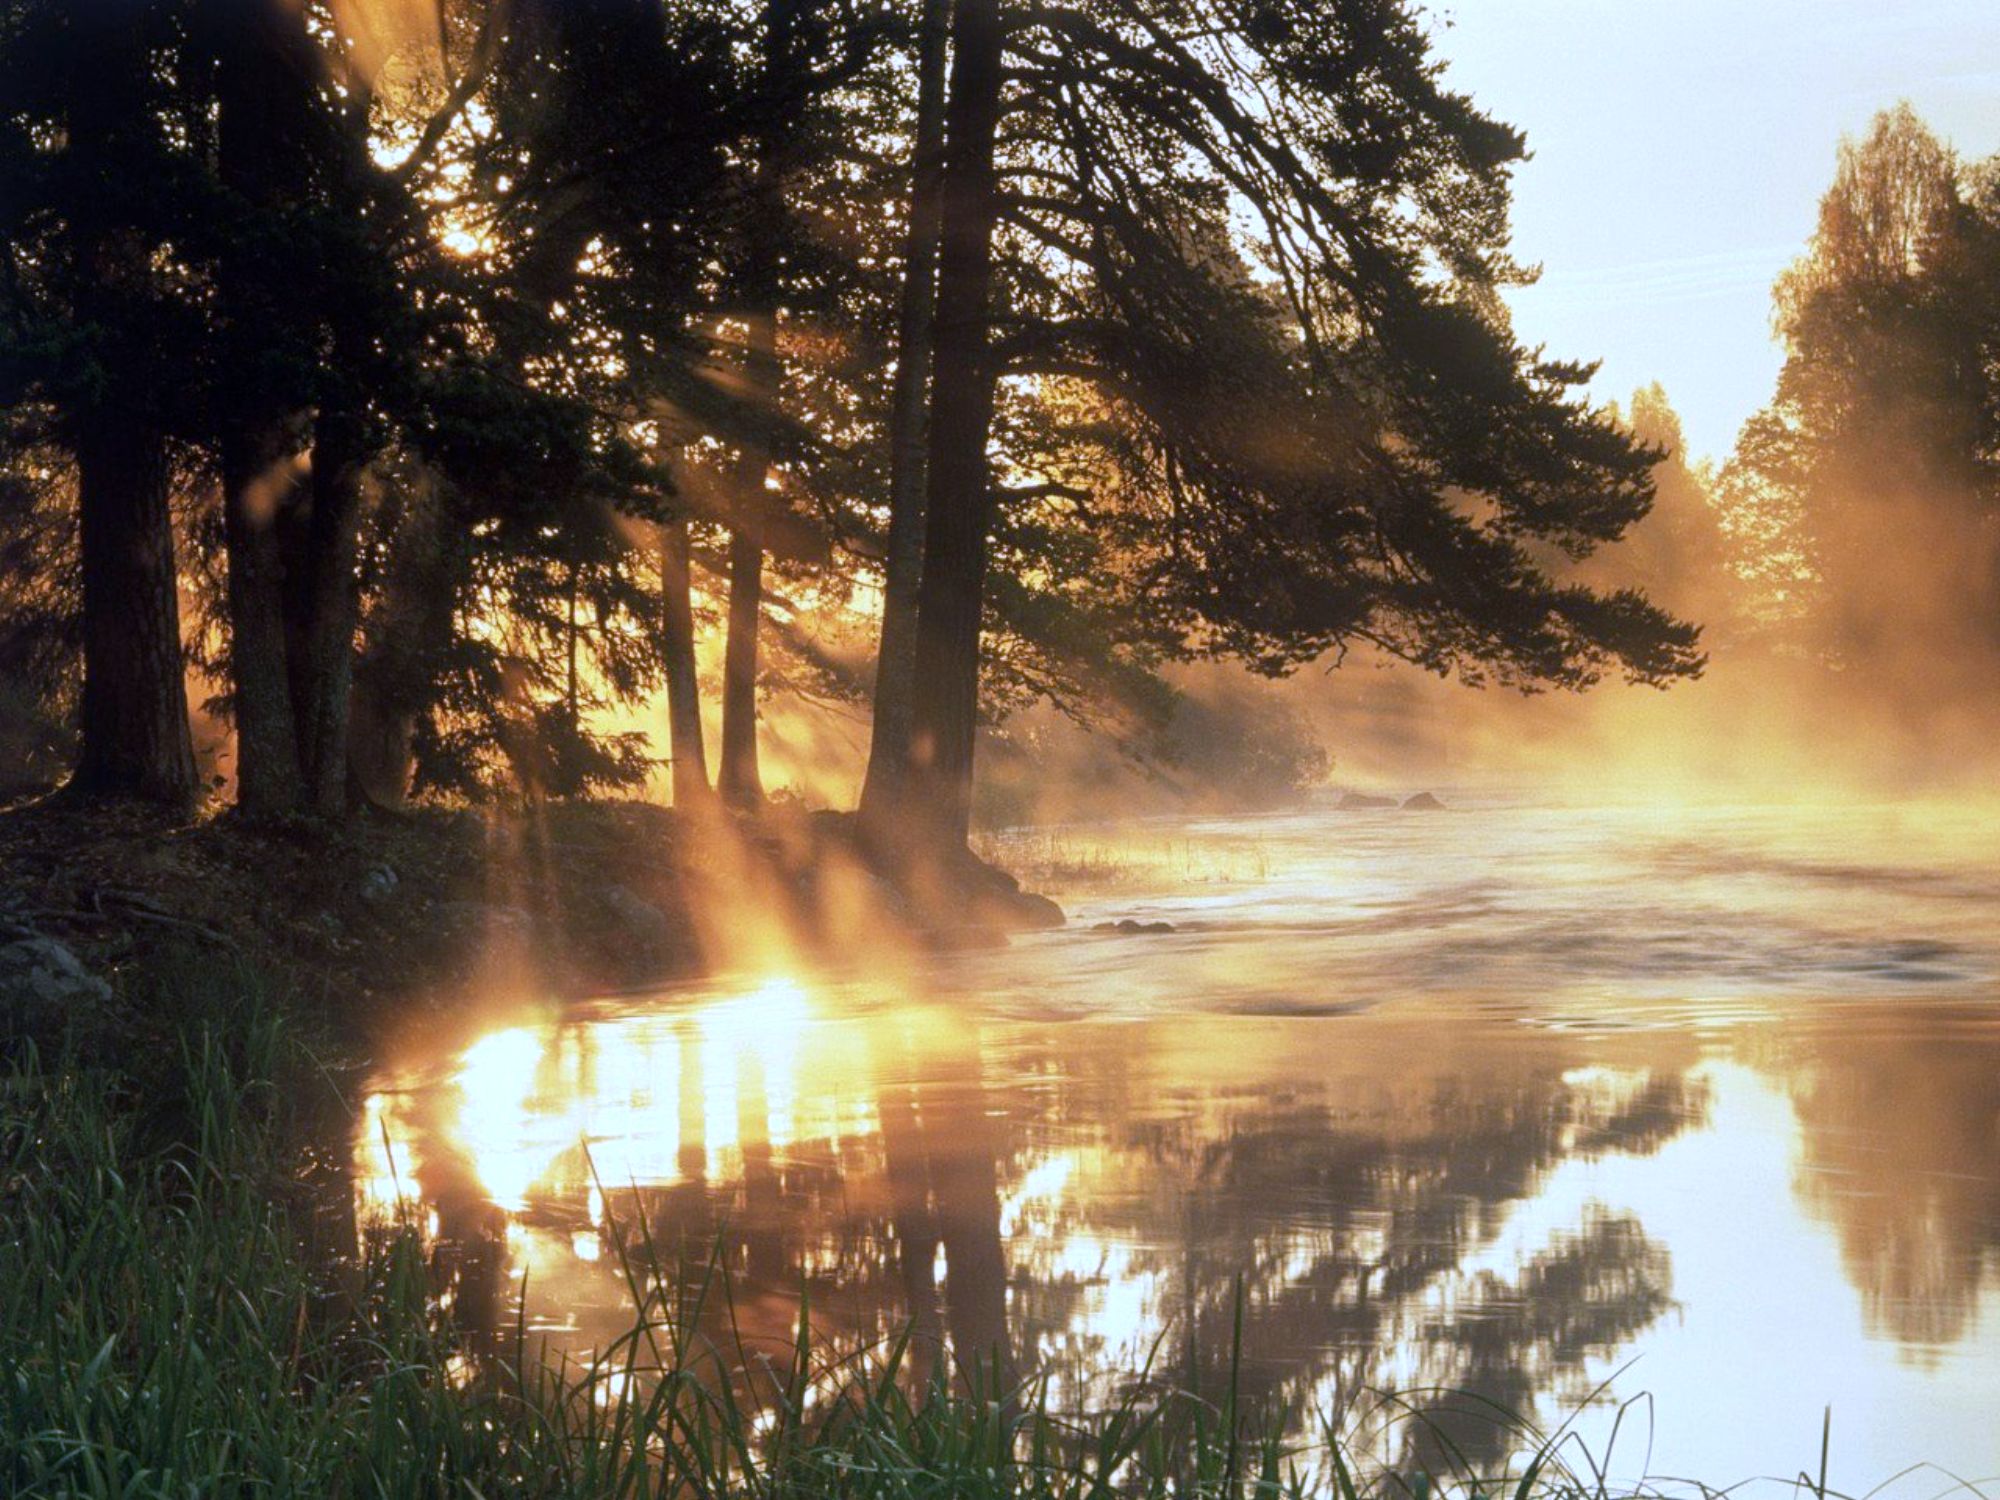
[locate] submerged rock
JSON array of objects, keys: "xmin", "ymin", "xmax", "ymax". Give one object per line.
[
  {"xmin": 1401, "ymin": 791, "xmax": 1446, "ymax": 810},
  {"xmin": 1093, "ymin": 918, "xmax": 1177, "ymax": 934},
  {"xmin": 1336, "ymin": 791, "xmax": 1397, "ymax": 810}
]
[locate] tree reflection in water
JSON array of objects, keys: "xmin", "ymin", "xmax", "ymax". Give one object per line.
[
  {"xmin": 1767, "ymin": 1003, "xmax": 2000, "ymax": 1354},
  {"xmin": 354, "ymin": 982, "xmax": 1720, "ymax": 1474}
]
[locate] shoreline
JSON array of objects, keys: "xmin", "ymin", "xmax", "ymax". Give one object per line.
[{"xmin": 0, "ymin": 795, "xmax": 1064, "ymax": 1064}]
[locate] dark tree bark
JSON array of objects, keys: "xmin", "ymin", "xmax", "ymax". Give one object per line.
[
  {"xmin": 294, "ymin": 395, "xmax": 367, "ymax": 815},
  {"xmin": 71, "ymin": 421, "xmax": 198, "ymax": 806},
  {"xmin": 858, "ymin": 0, "xmax": 954, "ymax": 825},
  {"xmin": 214, "ymin": 0, "xmax": 313, "ymax": 816},
  {"xmin": 659, "ymin": 516, "xmax": 711, "ymax": 808},
  {"xmin": 221, "ymin": 430, "xmax": 305, "ymax": 816},
  {"xmin": 905, "ymin": 0, "xmax": 1006, "ymax": 849},
  {"xmin": 62, "ymin": 15, "xmax": 197, "ymax": 808}
]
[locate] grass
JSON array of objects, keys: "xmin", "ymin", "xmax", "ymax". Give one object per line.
[{"xmin": 0, "ymin": 963, "xmax": 1894, "ymax": 1500}]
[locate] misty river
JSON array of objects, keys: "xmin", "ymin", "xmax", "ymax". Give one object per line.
[{"xmin": 355, "ymin": 795, "xmax": 2000, "ymax": 1489}]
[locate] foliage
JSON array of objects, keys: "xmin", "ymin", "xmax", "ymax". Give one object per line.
[
  {"xmin": 0, "ymin": 0, "xmax": 1715, "ymax": 816},
  {"xmin": 1717, "ymin": 105, "xmax": 2000, "ymax": 674}
]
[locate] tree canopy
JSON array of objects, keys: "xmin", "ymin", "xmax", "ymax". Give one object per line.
[{"xmin": 0, "ymin": 0, "xmax": 1706, "ymax": 843}]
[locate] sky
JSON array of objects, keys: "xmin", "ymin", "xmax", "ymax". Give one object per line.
[{"xmin": 1427, "ymin": 0, "xmax": 2000, "ymax": 461}]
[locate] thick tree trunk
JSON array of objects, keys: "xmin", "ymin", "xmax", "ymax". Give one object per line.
[
  {"xmin": 717, "ymin": 502, "xmax": 767, "ymax": 809},
  {"xmin": 295, "ymin": 399, "xmax": 367, "ymax": 815},
  {"xmin": 215, "ymin": 0, "xmax": 312, "ymax": 817},
  {"xmin": 71, "ymin": 422, "xmax": 198, "ymax": 806},
  {"xmin": 858, "ymin": 0, "xmax": 954, "ymax": 824},
  {"xmin": 905, "ymin": 0, "xmax": 1007, "ymax": 850},
  {"xmin": 222, "ymin": 431, "xmax": 306, "ymax": 816},
  {"xmin": 62, "ymin": 17, "xmax": 197, "ymax": 809},
  {"xmin": 659, "ymin": 516, "xmax": 711, "ymax": 807}
]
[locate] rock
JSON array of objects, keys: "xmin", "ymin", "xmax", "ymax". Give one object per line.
[
  {"xmin": 0, "ymin": 936, "xmax": 116, "ymax": 1048},
  {"xmin": 356, "ymin": 864, "xmax": 399, "ymax": 903},
  {"xmin": 1400, "ymin": 792, "xmax": 1445, "ymax": 811},
  {"xmin": 600, "ymin": 884, "xmax": 674, "ymax": 959},
  {"xmin": 989, "ymin": 888, "xmax": 1065, "ymax": 931},
  {"xmin": 1336, "ymin": 791, "xmax": 1396, "ymax": 810},
  {"xmin": 1095, "ymin": 918, "xmax": 1176, "ymax": 935}
]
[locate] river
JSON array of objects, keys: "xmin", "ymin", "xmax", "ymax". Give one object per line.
[{"xmin": 355, "ymin": 794, "xmax": 2000, "ymax": 1490}]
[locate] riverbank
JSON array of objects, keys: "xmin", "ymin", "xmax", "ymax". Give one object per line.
[{"xmin": 0, "ymin": 795, "xmax": 1063, "ymax": 1056}]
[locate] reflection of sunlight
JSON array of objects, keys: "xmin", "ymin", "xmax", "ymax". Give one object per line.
[
  {"xmin": 360, "ymin": 975, "xmax": 849, "ymax": 1236},
  {"xmin": 344, "ymin": 799, "xmax": 2000, "ymax": 1491},
  {"xmin": 356, "ymin": 1091, "xmax": 418, "ymax": 1211},
  {"xmin": 1000, "ymin": 1153, "xmax": 1074, "ymax": 1236},
  {"xmin": 455, "ymin": 1025, "xmax": 563, "ymax": 1211}
]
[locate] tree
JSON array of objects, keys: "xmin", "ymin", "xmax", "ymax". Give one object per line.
[
  {"xmin": 1721, "ymin": 105, "xmax": 2000, "ymax": 710},
  {"xmin": 857, "ymin": 0, "xmax": 953, "ymax": 824},
  {"xmin": 871, "ymin": 0, "xmax": 1701, "ymax": 851},
  {"xmin": 901, "ymin": 0, "xmax": 1008, "ymax": 847},
  {"xmin": 1579, "ymin": 386, "xmax": 1736, "ymax": 634},
  {"xmin": 0, "ymin": 1, "xmax": 199, "ymax": 806}
]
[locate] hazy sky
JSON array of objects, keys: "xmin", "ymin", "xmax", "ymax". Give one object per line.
[{"xmin": 1428, "ymin": 0, "xmax": 2000, "ymax": 461}]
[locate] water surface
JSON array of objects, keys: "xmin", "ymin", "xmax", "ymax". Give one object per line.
[{"xmin": 358, "ymin": 796, "xmax": 2000, "ymax": 1489}]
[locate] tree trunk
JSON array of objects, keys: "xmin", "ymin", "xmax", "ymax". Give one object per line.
[
  {"xmin": 295, "ymin": 397, "xmax": 367, "ymax": 815},
  {"xmin": 715, "ymin": 1, "xmax": 798, "ymax": 812},
  {"xmin": 221, "ymin": 430, "xmax": 306, "ymax": 816},
  {"xmin": 716, "ymin": 268, "xmax": 780, "ymax": 809},
  {"xmin": 659, "ymin": 516, "xmax": 711, "ymax": 807},
  {"xmin": 292, "ymin": 79, "xmax": 377, "ymax": 818},
  {"xmin": 717, "ymin": 498, "xmax": 767, "ymax": 809},
  {"xmin": 71, "ymin": 421, "xmax": 198, "ymax": 806},
  {"xmin": 565, "ymin": 563, "xmax": 581, "ymax": 730},
  {"xmin": 62, "ymin": 16, "xmax": 197, "ymax": 808},
  {"xmin": 858, "ymin": 0, "xmax": 954, "ymax": 825},
  {"xmin": 215, "ymin": 0, "xmax": 311, "ymax": 817},
  {"xmin": 905, "ymin": 0, "xmax": 1007, "ymax": 850}
]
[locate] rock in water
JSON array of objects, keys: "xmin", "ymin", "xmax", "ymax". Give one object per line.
[
  {"xmin": 998, "ymin": 889, "xmax": 1067, "ymax": 930},
  {"xmin": 0, "ymin": 936, "xmax": 115, "ymax": 1048},
  {"xmin": 1401, "ymin": 791, "xmax": 1445, "ymax": 811},
  {"xmin": 1336, "ymin": 791, "xmax": 1397, "ymax": 810}
]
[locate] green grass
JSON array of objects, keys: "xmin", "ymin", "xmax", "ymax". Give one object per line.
[{"xmin": 0, "ymin": 964, "xmax": 1857, "ymax": 1499}]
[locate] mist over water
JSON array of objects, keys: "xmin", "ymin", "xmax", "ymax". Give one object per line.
[{"xmin": 360, "ymin": 794, "xmax": 2000, "ymax": 1491}]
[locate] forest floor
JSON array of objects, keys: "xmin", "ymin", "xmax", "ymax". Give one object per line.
[{"xmin": 0, "ymin": 794, "xmax": 1062, "ymax": 1051}]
